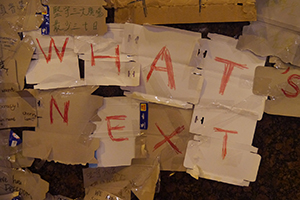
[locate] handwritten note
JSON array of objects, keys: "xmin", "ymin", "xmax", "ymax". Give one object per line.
[
  {"xmin": 0, "ymin": 0, "xmax": 44, "ymax": 31},
  {"xmin": 47, "ymin": 0, "xmax": 107, "ymax": 35},
  {"xmin": 0, "ymin": 91, "xmax": 37, "ymax": 129}
]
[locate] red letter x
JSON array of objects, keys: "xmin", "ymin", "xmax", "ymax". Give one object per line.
[
  {"xmin": 91, "ymin": 44, "xmax": 121, "ymax": 75},
  {"xmin": 105, "ymin": 115, "xmax": 128, "ymax": 142},
  {"xmin": 153, "ymin": 123, "xmax": 185, "ymax": 154},
  {"xmin": 147, "ymin": 46, "xmax": 176, "ymax": 90},
  {"xmin": 215, "ymin": 57, "xmax": 248, "ymax": 95},
  {"xmin": 36, "ymin": 37, "xmax": 69, "ymax": 63},
  {"xmin": 50, "ymin": 96, "xmax": 70, "ymax": 124},
  {"xmin": 213, "ymin": 127, "xmax": 238, "ymax": 159}
]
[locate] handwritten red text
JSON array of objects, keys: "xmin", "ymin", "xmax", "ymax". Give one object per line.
[
  {"xmin": 147, "ymin": 46, "xmax": 176, "ymax": 90},
  {"xmin": 105, "ymin": 115, "xmax": 128, "ymax": 142},
  {"xmin": 36, "ymin": 37, "xmax": 69, "ymax": 63},
  {"xmin": 50, "ymin": 96, "xmax": 70, "ymax": 124},
  {"xmin": 213, "ymin": 127, "xmax": 238, "ymax": 159},
  {"xmin": 215, "ymin": 57, "xmax": 248, "ymax": 95}
]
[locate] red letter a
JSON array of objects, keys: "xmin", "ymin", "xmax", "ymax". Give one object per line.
[{"xmin": 146, "ymin": 46, "xmax": 176, "ymax": 90}]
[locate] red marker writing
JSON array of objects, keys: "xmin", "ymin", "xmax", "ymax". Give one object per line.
[
  {"xmin": 213, "ymin": 127, "xmax": 238, "ymax": 159},
  {"xmin": 147, "ymin": 46, "xmax": 176, "ymax": 90},
  {"xmin": 50, "ymin": 96, "xmax": 70, "ymax": 125},
  {"xmin": 36, "ymin": 37, "xmax": 69, "ymax": 63},
  {"xmin": 105, "ymin": 115, "xmax": 128, "ymax": 142},
  {"xmin": 215, "ymin": 57, "xmax": 248, "ymax": 95},
  {"xmin": 91, "ymin": 44, "xmax": 121, "ymax": 75}
]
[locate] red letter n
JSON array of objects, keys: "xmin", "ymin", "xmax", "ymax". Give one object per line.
[
  {"xmin": 213, "ymin": 127, "xmax": 238, "ymax": 159},
  {"xmin": 91, "ymin": 44, "xmax": 121, "ymax": 74},
  {"xmin": 36, "ymin": 37, "xmax": 69, "ymax": 63},
  {"xmin": 105, "ymin": 115, "xmax": 128, "ymax": 142},
  {"xmin": 50, "ymin": 96, "xmax": 70, "ymax": 124},
  {"xmin": 281, "ymin": 74, "xmax": 300, "ymax": 98},
  {"xmin": 146, "ymin": 46, "xmax": 176, "ymax": 90},
  {"xmin": 215, "ymin": 57, "xmax": 248, "ymax": 95}
]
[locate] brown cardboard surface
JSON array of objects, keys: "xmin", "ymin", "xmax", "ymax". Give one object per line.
[
  {"xmin": 253, "ymin": 66, "xmax": 300, "ymax": 117},
  {"xmin": 23, "ymin": 130, "xmax": 100, "ymax": 164},
  {"xmin": 14, "ymin": 38, "xmax": 35, "ymax": 90},
  {"xmin": 0, "ymin": 130, "xmax": 34, "ymax": 168},
  {"xmin": 113, "ymin": 0, "xmax": 256, "ymax": 24},
  {"xmin": 141, "ymin": 103, "xmax": 193, "ymax": 171},
  {"xmin": 83, "ymin": 159, "xmax": 159, "ymax": 200},
  {"xmin": 0, "ymin": 91, "xmax": 37, "ymax": 129},
  {"xmin": 0, "ymin": 21, "xmax": 35, "ymax": 91},
  {"xmin": 30, "ymin": 86, "xmax": 103, "ymax": 136},
  {"xmin": 8, "ymin": 169, "xmax": 49, "ymax": 200},
  {"xmin": 0, "ymin": 167, "xmax": 13, "ymax": 195},
  {"xmin": 0, "ymin": 0, "xmax": 44, "ymax": 31},
  {"xmin": 84, "ymin": 187, "xmax": 125, "ymax": 200},
  {"xmin": 46, "ymin": 0, "xmax": 107, "ymax": 36},
  {"xmin": 0, "ymin": 59, "xmax": 19, "ymax": 92}
]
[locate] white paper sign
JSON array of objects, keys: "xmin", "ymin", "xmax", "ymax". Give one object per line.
[
  {"xmin": 95, "ymin": 136, "xmax": 136, "ymax": 167},
  {"xmin": 121, "ymin": 23, "xmax": 203, "ymax": 108},
  {"xmin": 25, "ymin": 30, "xmax": 81, "ymax": 89},
  {"xmin": 184, "ymin": 138, "xmax": 261, "ymax": 186},
  {"xmin": 75, "ymin": 24, "xmax": 140, "ymax": 86},
  {"xmin": 92, "ymin": 97, "xmax": 140, "ymax": 139}
]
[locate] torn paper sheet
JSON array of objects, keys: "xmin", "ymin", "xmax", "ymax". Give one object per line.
[
  {"xmin": 184, "ymin": 137, "xmax": 261, "ymax": 186},
  {"xmin": 0, "ymin": 90, "xmax": 37, "ymax": 129},
  {"xmin": 0, "ymin": 167, "xmax": 13, "ymax": 195},
  {"xmin": 0, "ymin": 0, "xmax": 44, "ymax": 31},
  {"xmin": 5, "ymin": 169, "xmax": 49, "ymax": 200},
  {"xmin": 92, "ymin": 97, "xmax": 140, "ymax": 167},
  {"xmin": 30, "ymin": 86, "xmax": 102, "ymax": 136},
  {"xmin": 0, "ymin": 59, "xmax": 19, "ymax": 92},
  {"xmin": 83, "ymin": 159, "xmax": 159, "ymax": 200},
  {"xmin": 76, "ymin": 24, "xmax": 140, "ymax": 86},
  {"xmin": 0, "ymin": 20, "xmax": 21, "ymax": 61},
  {"xmin": 25, "ymin": 30, "xmax": 82, "ymax": 89},
  {"xmin": 95, "ymin": 136, "xmax": 136, "ymax": 167},
  {"xmin": 237, "ymin": 21, "xmax": 300, "ymax": 67},
  {"xmin": 256, "ymin": 0, "xmax": 300, "ymax": 32},
  {"xmin": 0, "ymin": 21, "xmax": 35, "ymax": 91},
  {"xmin": 190, "ymin": 107, "xmax": 258, "ymax": 146},
  {"xmin": 22, "ymin": 130, "xmax": 100, "ymax": 164},
  {"xmin": 44, "ymin": 0, "xmax": 107, "ymax": 36},
  {"xmin": 140, "ymin": 103, "xmax": 193, "ymax": 171},
  {"xmin": 113, "ymin": 0, "xmax": 256, "ymax": 24},
  {"xmin": 92, "ymin": 97, "xmax": 140, "ymax": 138},
  {"xmin": 84, "ymin": 187, "xmax": 125, "ymax": 200},
  {"xmin": 195, "ymin": 33, "xmax": 266, "ymax": 120},
  {"xmin": 0, "ymin": 129, "xmax": 34, "ymax": 168},
  {"xmin": 86, "ymin": 181, "xmax": 131, "ymax": 200},
  {"xmin": 121, "ymin": 23, "xmax": 203, "ymax": 108},
  {"xmin": 45, "ymin": 193, "xmax": 74, "ymax": 200},
  {"xmin": 253, "ymin": 65, "xmax": 300, "ymax": 117},
  {"xmin": 74, "ymin": 24, "xmax": 124, "ymax": 54}
]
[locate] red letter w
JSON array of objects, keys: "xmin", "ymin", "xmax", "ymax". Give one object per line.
[
  {"xmin": 36, "ymin": 37, "xmax": 69, "ymax": 63},
  {"xmin": 50, "ymin": 96, "xmax": 70, "ymax": 124}
]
